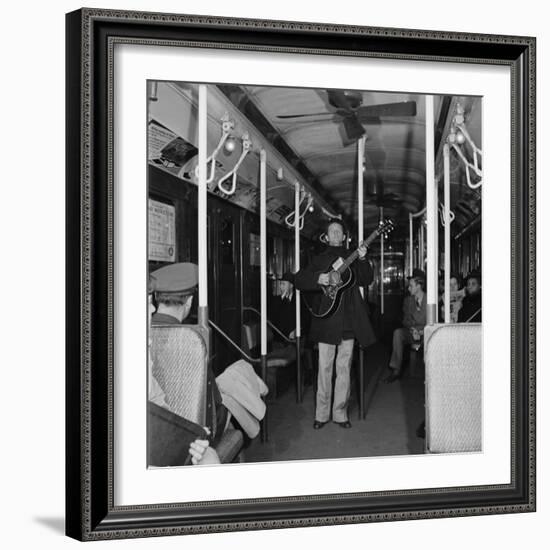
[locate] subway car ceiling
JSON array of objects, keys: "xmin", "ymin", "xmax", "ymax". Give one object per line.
[{"xmin": 148, "ymin": 81, "xmax": 481, "ymax": 240}]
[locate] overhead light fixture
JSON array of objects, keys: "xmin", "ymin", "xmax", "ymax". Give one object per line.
[{"xmin": 223, "ymin": 136, "xmax": 237, "ymax": 153}]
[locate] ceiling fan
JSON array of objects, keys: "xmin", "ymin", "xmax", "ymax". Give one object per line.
[{"xmin": 277, "ymin": 90, "xmax": 417, "ymax": 143}]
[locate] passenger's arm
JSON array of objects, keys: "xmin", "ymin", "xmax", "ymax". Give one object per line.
[
  {"xmin": 417, "ymin": 309, "xmax": 428, "ymax": 331},
  {"xmin": 402, "ymin": 298, "xmax": 413, "ymax": 328}
]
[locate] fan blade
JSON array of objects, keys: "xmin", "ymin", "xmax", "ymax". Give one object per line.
[
  {"xmin": 342, "ymin": 115, "xmax": 366, "ymax": 141},
  {"xmin": 356, "ymin": 101, "xmax": 417, "ymax": 119},
  {"xmin": 276, "ymin": 112, "xmax": 336, "ymax": 119}
]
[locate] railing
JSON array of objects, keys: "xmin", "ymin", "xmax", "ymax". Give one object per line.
[
  {"xmin": 208, "ymin": 319, "xmax": 261, "ymax": 365},
  {"xmin": 243, "ymin": 306, "xmax": 295, "ymax": 344}
]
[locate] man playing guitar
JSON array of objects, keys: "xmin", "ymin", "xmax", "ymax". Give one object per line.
[{"xmin": 295, "ymin": 219, "xmax": 377, "ymax": 430}]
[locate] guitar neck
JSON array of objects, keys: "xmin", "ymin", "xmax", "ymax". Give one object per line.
[
  {"xmin": 339, "ymin": 250, "xmax": 360, "ymax": 271},
  {"xmin": 336, "ymin": 231, "xmax": 378, "ymax": 273}
]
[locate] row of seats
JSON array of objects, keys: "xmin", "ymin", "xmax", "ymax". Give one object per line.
[{"xmin": 148, "ymin": 321, "xmax": 483, "ymax": 463}]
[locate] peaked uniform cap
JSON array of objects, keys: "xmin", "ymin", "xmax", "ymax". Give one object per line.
[{"xmin": 151, "ymin": 262, "xmax": 198, "ymax": 294}]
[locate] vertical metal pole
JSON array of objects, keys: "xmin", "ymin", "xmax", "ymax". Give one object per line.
[
  {"xmin": 197, "ymin": 85, "xmax": 208, "ymax": 326},
  {"xmin": 409, "ymin": 213, "xmax": 413, "ymax": 276},
  {"xmin": 434, "ymin": 184, "xmax": 439, "ymax": 322},
  {"xmin": 380, "ymin": 206, "xmax": 384, "ymax": 315},
  {"xmin": 358, "ymin": 137, "xmax": 365, "ymax": 254},
  {"xmin": 420, "ymin": 220, "xmax": 425, "ymax": 270},
  {"xmin": 425, "ymin": 95, "xmax": 437, "ymax": 325},
  {"xmin": 417, "ymin": 225, "xmax": 421, "ymax": 269},
  {"xmin": 260, "ymin": 150, "xmax": 267, "ymax": 356},
  {"xmin": 260, "ymin": 150, "xmax": 268, "ymax": 441},
  {"xmin": 294, "ymin": 181, "xmax": 302, "ymax": 403},
  {"xmin": 443, "ymin": 143, "xmax": 451, "ymax": 323},
  {"xmin": 357, "ymin": 137, "xmax": 365, "ymax": 419}
]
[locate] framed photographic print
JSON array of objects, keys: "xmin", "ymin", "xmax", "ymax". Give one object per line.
[{"xmin": 65, "ymin": 8, "xmax": 536, "ymax": 541}]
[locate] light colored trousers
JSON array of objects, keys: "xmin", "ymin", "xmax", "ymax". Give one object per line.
[
  {"xmin": 316, "ymin": 339, "xmax": 354, "ymax": 423},
  {"xmin": 389, "ymin": 328, "xmax": 414, "ymax": 372}
]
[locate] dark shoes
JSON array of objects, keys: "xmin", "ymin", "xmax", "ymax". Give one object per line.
[
  {"xmin": 383, "ymin": 370, "xmax": 401, "ymax": 384},
  {"xmin": 313, "ymin": 420, "xmax": 352, "ymax": 429},
  {"xmin": 335, "ymin": 420, "xmax": 352, "ymax": 429}
]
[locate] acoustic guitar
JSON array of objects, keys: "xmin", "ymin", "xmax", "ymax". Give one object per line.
[{"xmin": 309, "ymin": 219, "xmax": 395, "ymax": 318}]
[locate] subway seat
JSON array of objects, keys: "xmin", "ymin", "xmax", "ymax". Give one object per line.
[
  {"xmin": 150, "ymin": 325, "xmax": 243, "ymax": 464},
  {"xmin": 425, "ymin": 323, "xmax": 482, "ymax": 453}
]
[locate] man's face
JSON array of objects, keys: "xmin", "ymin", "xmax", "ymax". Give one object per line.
[
  {"xmin": 466, "ymin": 277, "xmax": 481, "ymax": 295},
  {"xmin": 408, "ymin": 279, "xmax": 419, "ymax": 296},
  {"xmin": 327, "ymin": 223, "xmax": 344, "ymax": 246},
  {"xmin": 450, "ymin": 277, "xmax": 459, "ymax": 292}
]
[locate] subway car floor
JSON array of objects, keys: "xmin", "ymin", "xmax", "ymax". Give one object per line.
[{"xmin": 244, "ymin": 342, "xmax": 426, "ymax": 463}]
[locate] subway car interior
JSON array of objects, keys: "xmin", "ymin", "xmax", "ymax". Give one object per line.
[{"xmin": 147, "ymin": 80, "xmax": 482, "ymax": 466}]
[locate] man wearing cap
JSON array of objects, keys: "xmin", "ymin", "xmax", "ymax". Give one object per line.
[
  {"xmin": 384, "ymin": 269, "xmax": 427, "ymax": 383},
  {"xmin": 151, "ymin": 262, "xmax": 199, "ymax": 325},
  {"xmin": 151, "ymin": 262, "xmax": 227, "ymax": 446},
  {"xmin": 295, "ymin": 219, "xmax": 376, "ymax": 430},
  {"xmin": 148, "ymin": 275, "xmax": 219, "ymax": 465}
]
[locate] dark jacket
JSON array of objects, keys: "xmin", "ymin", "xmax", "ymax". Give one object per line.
[
  {"xmin": 294, "ymin": 246, "xmax": 376, "ymax": 348},
  {"xmin": 402, "ymin": 293, "xmax": 427, "ymax": 330},
  {"xmin": 458, "ymin": 292, "xmax": 482, "ymax": 322},
  {"xmin": 269, "ymin": 292, "xmax": 310, "ymax": 341}
]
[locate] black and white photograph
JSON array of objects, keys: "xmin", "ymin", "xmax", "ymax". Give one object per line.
[
  {"xmin": 58, "ymin": 3, "xmax": 538, "ymax": 543},
  {"xmin": 146, "ymin": 81, "xmax": 483, "ymax": 467},
  {"xmin": 3, "ymin": 0, "xmax": 547, "ymax": 545}
]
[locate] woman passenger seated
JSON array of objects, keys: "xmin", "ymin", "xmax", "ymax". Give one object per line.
[
  {"xmin": 458, "ymin": 272, "xmax": 482, "ymax": 322},
  {"xmin": 439, "ymin": 274, "xmax": 465, "ymax": 322}
]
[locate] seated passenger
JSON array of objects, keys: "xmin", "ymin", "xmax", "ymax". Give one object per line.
[
  {"xmin": 439, "ymin": 274, "xmax": 465, "ymax": 323},
  {"xmin": 150, "ymin": 262, "xmax": 228, "ymax": 448},
  {"xmin": 457, "ymin": 271, "xmax": 482, "ymax": 322},
  {"xmin": 384, "ymin": 269, "xmax": 427, "ymax": 383},
  {"xmin": 449, "ymin": 275, "xmax": 465, "ymax": 323},
  {"xmin": 148, "ymin": 275, "xmax": 219, "ymax": 465}
]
